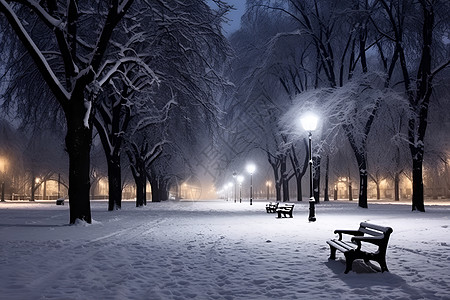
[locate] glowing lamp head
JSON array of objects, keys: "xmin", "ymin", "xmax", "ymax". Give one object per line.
[
  {"xmin": 301, "ymin": 113, "xmax": 318, "ymax": 132},
  {"xmin": 246, "ymin": 164, "xmax": 256, "ymax": 175}
]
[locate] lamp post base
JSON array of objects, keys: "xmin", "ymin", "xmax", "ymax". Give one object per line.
[{"xmin": 308, "ymin": 197, "xmax": 316, "ymax": 222}]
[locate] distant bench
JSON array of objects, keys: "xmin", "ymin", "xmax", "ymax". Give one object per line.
[
  {"xmin": 276, "ymin": 204, "xmax": 294, "ymax": 218},
  {"xmin": 56, "ymin": 198, "xmax": 65, "ymax": 205},
  {"xmin": 326, "ymin": 222, "xmax": 393, "ymax": 273},
  {"xmin": 265, "ymin": 202, "xmax": 279, "ymax": 213}
]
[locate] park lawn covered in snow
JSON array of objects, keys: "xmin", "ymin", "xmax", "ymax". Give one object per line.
[{"xmin": 0, "ymin": 199, "xmax": 449, "ymax": 300}]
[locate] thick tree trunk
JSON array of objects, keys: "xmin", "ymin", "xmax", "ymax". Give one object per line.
[
  {"xmin": 394, "ymin": 172, "xmax": 400, "ymax": 201},
  {"xmin": 30, "ymin": 173, "xmax": 36, "ymax": 202},
  {"xmin": 411, "ymin": 156, "xmax": 425, "ymax": 212},
  {"xmin": 143, "ymin": 176, "xmax": 147, "ymax": 206},
  {"xmin": 296, "ymin": 176, "xmax": 302, "ymax": 201},
  {"xmin": 107, "ymin": 157, "xmax": 122, "ymax": 210},
  {"xmin": 66, "ymin": 119, "xmax": 92, "ymax": 224},
  {"xmin": 376, "ymin": 183, "xmax": 381, "ymax": 200},
  {"xmin": 268, "ymin": 152, "xmax": 281, "ymax": 201},
  {"xmin": 135, "ymin": 173, "xmax": 145, "ymax": 207},
  {"xmin": 324, "ymin": 155, "xmax": 329, "ymax": 201},
  {"xmin": 358, "ymin": 168, "xmax": 368, "ymax": 208},
  {"xmin": 281, "ymin": 155, "xmax": 289, "ymax": 202}
]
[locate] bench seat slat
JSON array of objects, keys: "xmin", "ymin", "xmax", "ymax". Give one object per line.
[{"xmin": 327, "ymin": 239, "xmax": 356, "ymax": 253}]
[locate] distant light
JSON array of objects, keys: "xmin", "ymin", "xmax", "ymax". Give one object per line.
[
  {"xmin": 246, "ymin": 163, "xmax": 256, "ymax": 174},
  {"xmin": 0, "ymin": 156, "xmax": 8, "ymax": 173},
  {"xmin": 301, "ymin": 113, "xmax": 318, "ymax": 131},
  {"xmin": 237, "ymin": 175, "xmax": 244, "ymax": 183}
]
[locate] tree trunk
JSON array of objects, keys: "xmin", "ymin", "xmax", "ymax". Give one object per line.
[
  {"xmin": 66, "ymin": 117, "xmax": 92, "ymax": 224},
  {"xmin": 394, "ymin": 172, "xmax": 400, "ymax": 201},
  {"xmin": 358, "ymin": 168, "xmax": 368, "ymax": 208},
  {"xmin": 30, "ymin": 173, "xmax": 36, "ymax": 202},
  {"xmin": 313, "ymin": 155, "xmax": 321, "ymax": 203},
  {"xmin": 143, "ymin": 175, "xmax": 147, "ymax": 206},
  {"xmin": 107, "ymin": 156, "xmax": 122, "ymax": 210},
  {"xmin": 411, "ymin": 156, "xmax": 425, "ymax": 211},
  {"xmin": 136, "ymin": 177, "xmax": 144, "ymax": 207},
  {"xmin": 376, "ymin": 182, "xmax": 381, "ymax": 200},
  {"xmin": 296, "ymin": 176, "xmax": 302, "ymax": 201},
  {"xmin": 324, "ymin": 155, "xmax": 329, "ymax": 201},
  {"xmin": 281, "ymin": 155, "xmax": 289, "ymax": 202},
  {"xmin": 268, "ymin": 152, "xmax": 281, "ymax": 201}
]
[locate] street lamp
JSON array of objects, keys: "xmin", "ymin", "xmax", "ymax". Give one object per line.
[
  {"xmin": 301, "ymin": 113, "xmax": 318, "ymax": 222},
  {"xmin": 246, "ymin": 163, "xmax": 256, "ymax": 205},
  {"xmin": 237, "ymin": 175, "xmax": 244, "ymax": 203},
  {"xmin": 232, "ymin": 172, "xmax": 237, "ymax": 203}
]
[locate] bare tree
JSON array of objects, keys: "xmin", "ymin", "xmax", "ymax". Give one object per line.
[
  {"xmin": 376, "ymin": 0, "xmax": 450, "ymax": 211},
  {"xmin": 0, "ymin": 0, "xmax": 142, "ymax": 223}
]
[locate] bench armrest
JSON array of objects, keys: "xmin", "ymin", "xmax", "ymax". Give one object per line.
[
  {"xmin": 351, "ymin": 235, "xmax": 385, "ymax": 246},
  {"xmin": 334, "ymin": 229, "xmax": 364, "ymax": 241}
]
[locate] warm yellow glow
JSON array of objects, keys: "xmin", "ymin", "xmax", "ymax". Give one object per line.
[
  {"xmin": 35, "ymin": 178, "xmax": 41, "ymax": 184},
  {"xmin": 266, "ymin": 181, "xmax": 271, "ymax": 187},
  {"xmin": 0, "ymin": 156, "xmax": 7, "ymax": 173}
]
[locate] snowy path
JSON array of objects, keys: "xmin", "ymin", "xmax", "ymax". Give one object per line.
[{"xmin": 0, "ymin": 200, "xmax": 449, "ymax": 299}]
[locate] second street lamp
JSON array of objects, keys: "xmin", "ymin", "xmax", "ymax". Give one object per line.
[
  {"xmin": 246, "ymin": 164, "xmax": 256, "ymax": 205},
  {"xmin": 301, "ymin": 113, "xmax": 318, "ymax": 222},
  {"xmin": 237, "ymin": 175, "xmax": 244, "ymax": 203}
]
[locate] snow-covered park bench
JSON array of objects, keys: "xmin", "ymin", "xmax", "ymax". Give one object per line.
[
  {"xmin": 276, "ymin": 204, "xmax": 294, "ymax": 218},
  {"xmin": 326, "ymin": 222, "xmax": 393, "ymax": 274},
  {"xmin": 265, "ymin": 202, "xmax": 279, "ymax": 213},
  {"xmin": 56, "ymin": 198, "xmax": 65, "ymax": 205}
]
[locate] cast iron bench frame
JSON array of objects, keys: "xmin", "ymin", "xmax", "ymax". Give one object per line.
[
  {"xmin": 266, "ymin": 202, "xmax": 279, "ymax": 213},
  {"xmin": 276, "ymin": 204, "xmax": 294, "ymax": 218},
  {"xmin": 326, "ymin": 222, "xmax": 393, "ymax": 274}
]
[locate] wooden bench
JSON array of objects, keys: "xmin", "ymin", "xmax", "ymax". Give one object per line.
[
  {"xmin": 326, "ymin": 222, "xmax": 393, "ymax": 274},
  {"xmin": 56, "ymin": 198, "xmax": 65, "ymax": 205},
  {"xmin": 276, "ymin": 204, "xmax": 294, "ymax": 218},
  {"xmin": 266, "ymin": 202, "xmax": 279, "ymax": 213}
]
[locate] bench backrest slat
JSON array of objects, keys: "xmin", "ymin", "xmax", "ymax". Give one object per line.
[
  {"xmin": 359, "ymin": 228, "xmax": 383, "ymax": 236},
  {"xmin": 359, "ymin": 222, "xmax": 392, "ymax": 235}
]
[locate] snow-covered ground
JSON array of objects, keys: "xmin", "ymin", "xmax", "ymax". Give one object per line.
[{"xmin": 0, "ymin": 199, "xmax": 449, "ymax": 300}]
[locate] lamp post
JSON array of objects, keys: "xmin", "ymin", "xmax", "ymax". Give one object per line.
[
  {"xmin": 301, "ymin": 113, "xmax": 318, "ymax": 222},
  {"xmin": 237, "ymin": 175, "xmax": 244, "ymax": 203},
  {"xmin": 232, "ymin": 172, "xmax": 237, "ymax": 203},
  {"xmin": 246, "ymin": 164, "xmax": 256, "ymax": 205}
]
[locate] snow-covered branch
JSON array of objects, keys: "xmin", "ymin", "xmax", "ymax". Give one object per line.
[{"xmin": 0, "ymin": 0, "xmax": 70, "ymax": 101}]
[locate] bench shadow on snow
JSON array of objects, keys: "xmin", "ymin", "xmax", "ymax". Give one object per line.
[{"xmin": 324, "ymin": 258, "xmax": 424, "ymax": 296}]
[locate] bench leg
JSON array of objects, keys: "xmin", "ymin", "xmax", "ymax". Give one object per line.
[
  {"xmin": 277, "ymin": 212, "xmax": 282, "ymax": 218},
  {"xmin": 329, "ymin": 245, "xmax": 337, "ymax": 260},
  {"xmin": 344, "ymin": 251, "xmax": 356, "ymax": 274},
  {"xmin": 378, "ymin": 259, "xmax": 389, "ymax": 273}
]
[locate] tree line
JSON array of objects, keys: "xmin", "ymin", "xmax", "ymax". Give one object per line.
[
  {"xmin": 222, "ymin": 0, "xmax": 450, "ymax": 211},
  {"xmin": 0, "ymin": 0, "xmax": 232, "ymax": 223}
]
